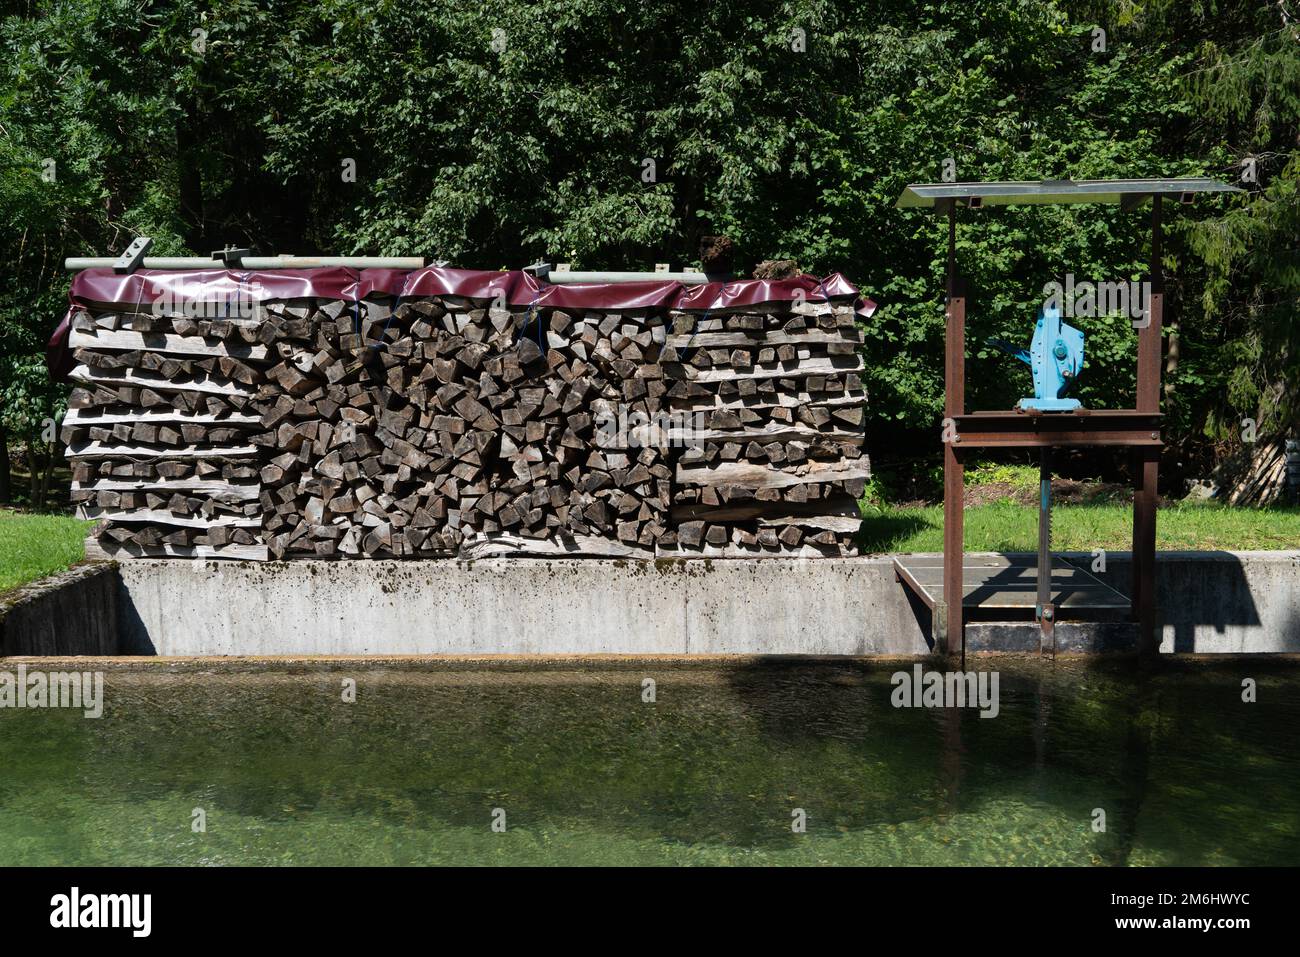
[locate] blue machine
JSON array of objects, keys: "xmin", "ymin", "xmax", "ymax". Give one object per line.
[{"xmin": 990, "ymin": 302, "xmax": 1084, "ymax": 412}]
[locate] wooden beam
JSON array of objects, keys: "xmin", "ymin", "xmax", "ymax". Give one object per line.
[
  {"xmin": 458, "ymin": 533, "xmax": 653, "ymax": 559},
  {"xmin": 73, "ymin": 479, "xmax": 261, "ymax": 501},
  {"xmin": 655, "ymin": 542, "xmax": 841, "ymax": 559},
  {"xmin": 64, "ymin": 408, "xmax": 261, "ymax": 426},
  {"xmin": 84, "ymin": 537, "xmax": 268, "ymax": 561},
  {"xmin": 671, "ymin": 497, "xmax": 860, "ymax": 524},
  {"xmin": 69, "ymin": 364, "xmax": 255, "ymax": 397},
  {"xmin": 69, "ymin": 327, "xmax": 271, "ymax": 362},
  {"xmin": 66, "ymin": 440, "xmax": 259, "ymax": 460},
  {"xmin": 668, "ymin": 356, "xmax": 864, "ymax": 384},
  {"xmin": 665, "ymin": 329, "xmax": 862, "ymax": 349},
  {"xmin": 667, "ymin": 425, "xmax": 863, "ymax": 443},
  {"xmin": 677, "ymin": 459, "xmax": 871, "ymax": 489},
  {"xmin": 77, "ymin": 507, "xmax": 261, "ymax": 528},
  {"xmin": 670, "ymin": 391, "xmax": 866, "ymax": 412}
]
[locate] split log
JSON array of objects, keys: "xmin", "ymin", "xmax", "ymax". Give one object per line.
[{"xmin": 664, "ymin": 301, "xmax": 867, "ymax": 556}]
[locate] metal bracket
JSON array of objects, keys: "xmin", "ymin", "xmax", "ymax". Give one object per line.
[
  {"xmin": 1038, "ymin": 602, "xmax": 1056, "ymax": 656},
  {"xmin": 522, "ymin": 260, "xmax": 551, "ymax": 281},
  {"xmin": 1120, "ymin": 192, "xmax": 1153, "ymax": 213},
  {"xmin": 211, "ymin": 246, "xmax": 253, "ymax": 268},
  {"xmin": 112, "ymin": 236, "xmax": 153, "ymax": 274}
]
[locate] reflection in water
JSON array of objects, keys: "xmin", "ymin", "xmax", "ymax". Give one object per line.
[{"xmin": 0, "ymin": 658, "xmax": 1296, "ymax": 865}]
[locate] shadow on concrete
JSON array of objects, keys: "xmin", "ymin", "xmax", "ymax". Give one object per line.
[
  {"xmin": 893, "ymin": 550, "xmax": 1281, "ymax": 654},
  {"xmin": 902, "ymin": 583, "xmax": 935, "ymax": 653},
  {"xmin": 116, "ymin": 575, "xmax": 156, "ymax": 654},
  {"xmin": 1092, "ymin": 550, "xmax": 1271, "ymax": 653}
]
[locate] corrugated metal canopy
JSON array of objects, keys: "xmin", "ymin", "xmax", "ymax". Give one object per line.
[{"xmin": 896, "ymin": 177, "xmax": 1242, "ymax": 209}]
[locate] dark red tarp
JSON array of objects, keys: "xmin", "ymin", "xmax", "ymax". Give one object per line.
[{"xmin": 48, "ymin": 267, "xmax": 875, "ymax": 381}]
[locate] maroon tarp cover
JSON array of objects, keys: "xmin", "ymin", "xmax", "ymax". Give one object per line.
[{"xmin": 48, "ymin": 267, "xmax": 874, "ymax": 381}]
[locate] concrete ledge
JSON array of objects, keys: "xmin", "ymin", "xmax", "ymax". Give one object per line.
[
  {"xmin": 1058, "ymin": 549, "xmax": 1300, "ymax": 654},
  {"xmin": 966, "ymin": 622, "xmax": 1139, "ymax": 654},
  {"xmin": 114, "ymin": 557, "xmax": 928, "ymax": 656},
  {"xmin": 2, "ymin": 550, "xmax": 1298, "ymax": 656},
  {"xmin": 0, "ymin": 562, "xmax": 120, "ymax": 655}
]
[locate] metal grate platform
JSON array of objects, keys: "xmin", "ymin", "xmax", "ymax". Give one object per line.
[{"xmin": 893, "ymin": 554, "xmax": 1130, "ymax": 621}]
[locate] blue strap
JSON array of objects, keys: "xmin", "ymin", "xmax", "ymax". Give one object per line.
[
  {"xmin": 522, "ymin": 291, "xmax": 543, "ymax": 348},
  {"xmin": 687, "ymin": 309, "xmax": 710, "ymax": 351}
]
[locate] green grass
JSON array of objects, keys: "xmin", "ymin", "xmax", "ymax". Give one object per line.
[
  {"xmin": 3, "ymin": 496, "xmax": 1295, "ymax": 599},
  {"xmin": 859, "ymin": 500, "xmax": 1300, "ymax": 553},
  {"xmin": 0, "ymin": 510, "xmax": 92, "ymax": 597},
  {"xmin": 963, "ymin": 462, "xmax": 1041, "ymax": 491}
]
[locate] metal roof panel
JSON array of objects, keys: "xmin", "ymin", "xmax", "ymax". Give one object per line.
[{"xmin": 897, "ymin": 178, "xmax": 1243, "ymax": 208}]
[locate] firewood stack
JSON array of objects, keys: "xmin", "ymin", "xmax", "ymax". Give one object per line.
[
  {"xmin": 249, "ymin": 296, "xmax": 672, "ymax": 559},
  {"xmin": 659, "ymin": 300, "xmax": 869, "ymax": 556},
  {"xmin": 63, "ymin": 308, "xmax": 273, "ymax": 559},
  {"xmin": 60, "ymin": 271, "xmax": 867, "ymax": 560}
]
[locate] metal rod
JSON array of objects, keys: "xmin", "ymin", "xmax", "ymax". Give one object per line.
[
  {"xmin": 1134, "ymin": 447, "xmax": 1160, "ymax": 653},
  {"xmin": 1038, "ymin": 446, "xmax": 1054, "ymax": 654},
  {"xmin": 946, "ymin": 205, "xmax": 956, "ymax": 298},
  {"xmin": 1132, "ymin": 197, "xmax": 1164, "ymax": 655},
  {"xmin": 65, "ymin": 256, "xmax": 428, "ymax": 271},
  {"xmin": 543, "ymin": 270, "xmax": 719, "ymax": 285},
  {"xmin": 1135, "ymin": 199, "xmax": 1163, "ymax": 413},
  {"xmin": 942, "ymin": 203, "xmax": 966, "ymax": 664}
]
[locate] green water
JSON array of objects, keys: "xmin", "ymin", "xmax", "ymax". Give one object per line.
[{"xmin": 0, "ymin": 659, "xmax": 1296, "ymax": 865}]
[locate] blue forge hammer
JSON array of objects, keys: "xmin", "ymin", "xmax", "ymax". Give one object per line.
[{"xmin": 988, "ymin": 303, "xmax": 1084, "ymax": 412}]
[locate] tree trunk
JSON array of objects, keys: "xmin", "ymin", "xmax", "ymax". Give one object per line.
[
  {"xmin": 28, "ymin": 435, "xmax": 40, "ymax": 506},
  {"xmin": 1164, "ymin": 318, "xmax": 1180, "ymax": 402},
  {"xmin": 39, "ymin": 439, "xmax": 58, "ymax": 509},
  {"xmin": 176, "ymin": 97, "xmax": 206, "ymax": 250},
  {"xmin": 0, "ymin": 424, "xmax": 10, "ymax": 504}
]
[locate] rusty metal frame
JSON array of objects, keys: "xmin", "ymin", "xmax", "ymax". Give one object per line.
[{"xmin": 928, "ymin": 193, "xmax": 1168, "ymax": 662}]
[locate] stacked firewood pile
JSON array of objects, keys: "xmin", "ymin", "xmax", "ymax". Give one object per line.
[
  {"xmin": 1223, "ymin": 436, "xmax": 1298, "ymax": 506},
  {"xmin": 660, "ymin": 300, "xmax": 868, "ymax": 556},
  {"xmin": 63, "ymin": 309, "xmax": 271, "ymax": 559},
  {"xmin": 251, "ymin": 297, "xmax": 671, "ymax": 558},
  {"xmin": 61, "ymin": 277, "xmax": 867, "ymax": 560}
]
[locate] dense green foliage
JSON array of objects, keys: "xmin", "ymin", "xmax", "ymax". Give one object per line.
[{"xmin": 1, "ymin": 0, "xmax": 1296, "ymax": 500}]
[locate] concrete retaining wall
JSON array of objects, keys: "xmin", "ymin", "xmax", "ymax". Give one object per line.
[
  {"xmin": 1080, "ymin": 550, "xmax": 1300, "ymax": 653},
  {"xmin": 3, "ymin": 551, "xmax": 1298, "ymax": 656},
  {"xmin": 113, "ymin": 558, "xmax": 925, "ymax": 656},
  {"xmin": 0, "ymin": 563, "xmax": 120, "ymax": 655}
]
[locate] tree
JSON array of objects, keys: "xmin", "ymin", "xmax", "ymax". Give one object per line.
[{"xmin": 1, "ymin": 0, "xmax": 1295, "ymax": 500}]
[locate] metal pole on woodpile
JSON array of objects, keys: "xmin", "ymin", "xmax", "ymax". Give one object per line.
[
  {"xmin": 541, "ymin": 270, "xmax": 716, "ymax": 285},
  {"xmin": 1132, "ymin": 197, "xmax": 1164, "ymax": 655},
  {"xmin": 64, "ymin": 255, "xmax": 428, "ymax": 271},
  {"xmin": 942, "ymin": 202, "xmax": 966, "ymax": 663}
]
